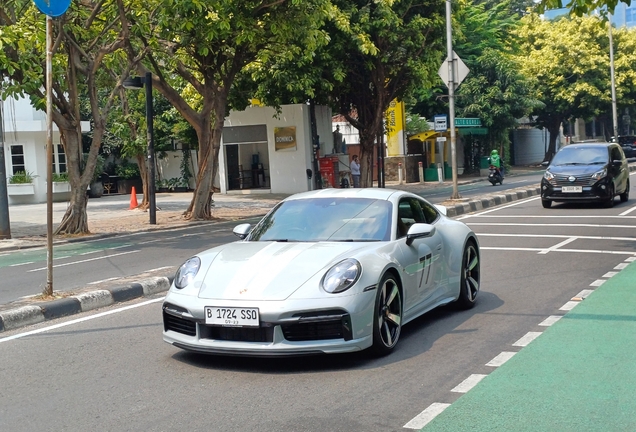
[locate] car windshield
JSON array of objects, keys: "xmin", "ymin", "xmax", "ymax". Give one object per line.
[
  {"xmin": 247, "ymin": 197, "xmax": 393, "ymax": 242},
  {"xmin": 550, "ymin": 146, "xmax": 608, "ymax": 166}
]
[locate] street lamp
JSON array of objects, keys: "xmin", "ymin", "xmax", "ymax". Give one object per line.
[{"xmin": 123, "ymin": 72, "xmax": 156, "ymax": 225}]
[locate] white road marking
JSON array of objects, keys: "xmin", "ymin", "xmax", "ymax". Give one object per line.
[
  {"xmin": 403, "ymin": 403, "xmax": 451, "ymax": 429},
  {"xmin": 574, "ymin": 289, "xmax": 594, "ymax": 299},
  {"xmin": 145, "ymin": 266, "xmax": 173, "ymax": 272},
  {"xmin": 0, "ymin": 297, "xmax": 164, "ymax": 344},
  {"xmin": 10, "ymin": 262, "xmax": 34, "ymax": 267},
  {"xmin": 470, "ymin": 222, "xmax": 636, "ymax": 229},
  {"xmin": 468, "ymin": 215, "xmax": 636, "ymax": 219},
  {"xmin": 602, "ymin": 271, "xmax": 619, "ymax": 278},
  {"xmin": 27, "ymin": 250, "xmax": 140, "ymax": 272},
  {"xmin": 486, "ymin": 351, "xmax": 516, "ymax": 367},
  {"xmin": 458, "ymin": 197, "xmax": 540, "ymax": 220},
  {"xmin": 513, "ymin": 332, "xmax": 542, "ymax": 347},
  {"xmin": 539, "ymin": 315, "xmax": 563, "ymax": 326},
  {"xmin": 626, "ymin": 257, "xmax": 636, "ymax": 262},
  {"xmin": 480, "ymin": 247, "xmax": 636, "ymax": 256},
  {"xmin": 80, "ymin": 250, "xmax": 99, "ymax": 256},
  {"xmin": 614, "ymin": 263, "xmax": 629, "ymax": 270},
  {"xmin": 87, "ymin": 277, "xmax": 121, "ymax": 285},
  {"xmin": 110, "ymin": 244, "xmax": 133, "ymax": 250},
  {"xmin": 559, "ymin": 301, "xmax": 579, "ymax": 311},
  {"xmin": 538, "ymin": 237, "xmax": 577, "ymax": 254},
  {"xmin": 451, "ymin": 374, "xmax": 488, "ymax": 393},
  {"xmin": 618, "ymin": 205, "xmax": 636, "ymax": 216},
  {"xmin": 477, "ymin": 233, "xmax": 636, "ymax": 242},
  {"xmin": 590, "ymin": 279, "xmax": 606, "ymax": 287}
]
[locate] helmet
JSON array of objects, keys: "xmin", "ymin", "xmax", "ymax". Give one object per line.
[{"xmin": 491, "ymin": 149, "xmax": 499, "ymax": 155}]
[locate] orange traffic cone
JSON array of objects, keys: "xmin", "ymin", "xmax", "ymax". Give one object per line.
[{"xmin": 129, "ymin": 186, "xmax": 139, "ymax": 209}]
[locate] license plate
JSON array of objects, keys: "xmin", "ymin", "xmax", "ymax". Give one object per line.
[
  {"xmin": 562, "ymin": 186, "xmax": 582, "ymax": 193},
  {"xmin": 205, "ymin": 307, "xmax": 259, "ymax": 327}
]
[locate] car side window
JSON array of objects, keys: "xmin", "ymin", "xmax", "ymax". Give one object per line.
[
  {"xmin": 419, "ymin": 199, "xmax": 440, "ymax": 224},
  {"xmin": 397, "ymin": 198, "xmax": 427, "ymax": 238},
  {"xmin": 611, "ymin": 146, "xmax": 623, "ymax": 161}
]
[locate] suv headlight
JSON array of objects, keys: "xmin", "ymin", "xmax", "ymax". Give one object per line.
[
  {"xmin": 321, "ymin": 259, "xmax": 361, "ymax": 294},
  {"xmin": 543, "ymin": 170, "xmax": 554, "ymax": 181},
  {"xmin": 591, "ymin": 168, "xmax": 607, "ymax": 181},
  {"xmin": 174, "ymin": 257, "xmax": 201, "ymax": 289}
]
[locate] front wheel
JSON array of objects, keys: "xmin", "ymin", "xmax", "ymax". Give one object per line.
[
  {"xmin": 455, "ymin": 241, "xmax": 480, "ymax": 309},
  {"xmin": 620, "ymin": 180, "xmax": 630, "ymax": 203},
  {"xmin": 605, "ymin": 184, "xmax": 615, "ymax": 208},
  {"xmin": 370, "ymin": 273, "xmax": 402, "ymax": 356},
  {"xmin": 541, "ymin": 199, "xmax": 552, "ymax": 208}
]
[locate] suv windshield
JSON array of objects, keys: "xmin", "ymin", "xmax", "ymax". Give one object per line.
[{"xmin": 551, "ymin": 146, "xmax": 608, "ymax": 166}]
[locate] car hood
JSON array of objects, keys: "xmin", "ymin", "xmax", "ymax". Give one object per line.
[
  {"xmin": 548, "ymin": 164, "xmax": 606, "ymax": 176},
  {"xmin": 196, "ymin": 241, "xmax": 364, "ymax": 301}
]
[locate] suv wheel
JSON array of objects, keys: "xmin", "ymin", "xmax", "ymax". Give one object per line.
[{"xmin": 620, "ymin": 180, "xmax": 630, "ymax": 203}]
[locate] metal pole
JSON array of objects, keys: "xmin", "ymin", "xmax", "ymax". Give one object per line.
[
  {"xmin": 146, "ymin": 72, "xmax": 156, "ymax": 225},
  {"xmin": 45, "ymin": 15, "xmax": 54, "ymax": 296},
  {"xmin": 0, "ymin": 95, "xmax": 11, "ymax": 239},
  {"xmin": 608, "ymin": 13, "xmax": 619, "ymax": 141},
  {"xmin": 446, "ymin": 0, "xmax": 460, "ymax": 200}
]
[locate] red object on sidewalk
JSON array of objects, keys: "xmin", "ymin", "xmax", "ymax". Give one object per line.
[{"xmin": 129, "ymin": 186, "xmax": 138, "ymax": 209}]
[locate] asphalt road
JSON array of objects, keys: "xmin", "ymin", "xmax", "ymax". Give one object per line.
[
  {"xmin": 0, "ymin": 173, "xmax": 543, "ymax": 305},
  {"xmin": 1, "ymin": 172, "xmax": 634, "ymax": 432}
]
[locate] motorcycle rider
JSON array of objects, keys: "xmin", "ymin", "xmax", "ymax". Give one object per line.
[{"xmin": 488, "ymin": 149, "xmax": 503, "ymax": 178}]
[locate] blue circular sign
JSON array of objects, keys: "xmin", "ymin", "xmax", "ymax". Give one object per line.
[{"xmin": 33, "ymin": 0, "xmax": 72, "ymax": 17}]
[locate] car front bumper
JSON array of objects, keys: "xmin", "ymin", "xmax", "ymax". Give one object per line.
[
  {"xmin": 541, "ymin": 179, "xmax": 612, "ymax": 202},
  {"xmin": 162, "ymin": 288, "xmax": 377, "ymax": 356}
]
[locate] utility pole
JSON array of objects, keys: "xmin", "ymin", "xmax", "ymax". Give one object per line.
[
  {"xmin": 0, "ymin": 97, "xmax": 11, "ymax": 240},
  {"xmin": 446, "ymin": 0, "xmax": 460, "ymax": 200},
  {"xmin": 608, "ymin": 13, "xmax": 619, "ymax": 140}
]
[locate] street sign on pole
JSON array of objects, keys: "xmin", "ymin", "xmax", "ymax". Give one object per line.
[
  {"xmin": 434, "ymin": 115, "xmax": 447, "ymax": 132},
  {"xmin": 438, "ymin": 51, "xmax": 469, "ymax": 90},
  {"xmin": 33, "ymin": 0, "xmax": 71, "ymax": 17}
]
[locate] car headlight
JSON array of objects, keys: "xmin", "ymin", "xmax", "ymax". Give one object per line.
[
  {"xmin": 591, "ymin": 168, "xmax": 607, "ymax": 181},
  {"xmin": 543, "ymin": 170, "xmax": 554, "ymax": 181},
  {"xmin": 321, "ymin": 258, "xmax": 361, "ymax": 294},
  {"xmin": 174, "ymin": 257, "xmax": 201, "ymax": 289}
]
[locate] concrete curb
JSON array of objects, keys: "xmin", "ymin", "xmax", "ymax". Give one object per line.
[
  {"xmin": 0, "ymin": 276, "xmax": 174, "ymax": 333},
  {"xmin": 444, "ymin": 186, "xmax": 541, "ymax": 217}
]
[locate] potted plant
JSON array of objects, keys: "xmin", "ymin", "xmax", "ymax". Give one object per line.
[
  {"xmin": 52, "ymin": 172, "xmax": 71, "ymax": 193},
  {"xmin": 7, "ymin": 171, "xmax": 36, "ymax": 195}
]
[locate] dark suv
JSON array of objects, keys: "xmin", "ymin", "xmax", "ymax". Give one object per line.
[
  {"xmin": 612, "ymin": 136, "xmax": 636, "ymax": 158},
  {"xmin": 541, "ymin": 142, "xmax": 630, "ymax": 208}
]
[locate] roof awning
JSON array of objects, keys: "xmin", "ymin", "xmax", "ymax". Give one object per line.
[{"xmin": 408, "ymin": 130, "xmax": 441, "ymax": 141}]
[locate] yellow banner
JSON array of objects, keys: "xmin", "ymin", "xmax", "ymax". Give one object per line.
[{"xmin": 386, "ymin": 100, "xmax": 405, "ymax": 156}]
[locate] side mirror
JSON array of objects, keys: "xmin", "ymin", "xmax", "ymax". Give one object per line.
[
  {"xmin": 233, "ymin": 223, "xmax": 252, "ymax": 240},
  {"xmin": 612, "ymin": 160, "xmax": 623, "ymax": 167},
  {"xmin": 405, "ymin": 223, "xmax": 436, "ymax": 246},
  {"xmin": 540, "ymin": 161, "xmax": 549, "ymax": 167}
]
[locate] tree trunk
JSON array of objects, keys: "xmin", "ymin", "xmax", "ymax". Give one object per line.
[
  {"xmin": 543, "ymin": 119, "xmax": 562, "ymax": 163},
  {"xmin": 137, "ymin": 154, "xmax": 149, "ymax": 209}
]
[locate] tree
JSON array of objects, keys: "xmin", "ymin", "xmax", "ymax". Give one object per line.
[
  {"xmin": 0, "ymin": 0, "xmax": 135, "ymax": 234},
  {"xmin": 123, "ymin": 0, "xmax": 330, "ymax": 219},
  {"xmin": 514, "ymin": 13, "xmax": 617, "ymax": 161},
  {"xmin": 537, "ymin": 0, "xmax": 632, "ymax": 16}
]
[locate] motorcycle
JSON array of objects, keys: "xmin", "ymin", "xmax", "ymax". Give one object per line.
[{"xmin": 488, "ymin": 165, "xmax": 503, "ymax": 185}]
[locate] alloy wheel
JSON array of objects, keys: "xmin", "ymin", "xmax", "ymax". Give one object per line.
[{"xmin": 377, "ymin": 277, "xmax": 402, "ymax": 349}]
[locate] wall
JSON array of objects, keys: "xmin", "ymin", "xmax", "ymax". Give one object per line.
[
  {"xmin": 221, "ymin": 104, "xmax": 332, "ymax": 194},
  {"xmin": 512, "ymin": 128, "xmax": 550, "ymax": 165}
]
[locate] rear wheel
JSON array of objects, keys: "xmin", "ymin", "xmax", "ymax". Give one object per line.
[
  {"xmin": 620, "ymin": 180, "xmax": 630, "ymax": 203},
  {"xmin": 371, "ymin": 273, "xmax": 402, "ymax": 356},
  {"xmin": 541, "ymin": 199, "xmax": 552, "ymax": 208},
  {"xmin": 605, "ymin": 184, "xmax": 615, "ymax": 208},
  {"xmin": 455, "ymin": 241, "xmax": 480, "ymax": 309}
]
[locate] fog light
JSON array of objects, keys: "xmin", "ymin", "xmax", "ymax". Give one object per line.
[
  {"xmin": 542, "ymin": 185, "xmax": 547, "ymax": 190},
  {"xmin": 600, "ymin": 185, "xmax": 606, "ymax": 190}
]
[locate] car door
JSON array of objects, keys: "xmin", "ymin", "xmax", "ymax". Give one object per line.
[
  {"xmin": 610, "ymin": 145, "xmax": 628, "ymax": 193},
  {"xmin": 395, "ymin": 197, "xmax": 443, "ymax": 316}
]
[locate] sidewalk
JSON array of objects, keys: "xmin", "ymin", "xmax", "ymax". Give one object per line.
[{"xmin": 422, "ymin": 257, "xmax": 636, "ymax": 431}]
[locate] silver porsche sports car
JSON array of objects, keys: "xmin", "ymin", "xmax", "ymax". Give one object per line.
[{"xmin": 163, "ymin": 188, "xmax": 480, "ymax": 357}]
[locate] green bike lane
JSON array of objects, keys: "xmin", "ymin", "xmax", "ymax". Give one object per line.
[
  {"xmin": 422, "ymin": 259, "xmax": 636, "ymax": 432},
  {"xmin": 0, "ymin": 239, "xmax": 134, "ymax": 268}
]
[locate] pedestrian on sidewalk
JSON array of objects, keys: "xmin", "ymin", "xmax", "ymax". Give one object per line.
[{"xmin": 351, "ymin": 155, "xmax": 361, "ymax": 188}]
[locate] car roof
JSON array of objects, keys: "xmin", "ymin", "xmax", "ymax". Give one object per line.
[
  {"xmin": 284, "ymin": 188, "xmax": 408, "ymax": 202},
  {"xmin": 560, "ymin": 142, "xmax": 612, "ymax": 149}
]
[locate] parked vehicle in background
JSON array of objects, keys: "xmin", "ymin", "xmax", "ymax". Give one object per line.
[
  {"xmin": 541, "ymin": 142, "xmax": 630, "ymax": 208},
  {"xmin": 611, "ymin": 136, "xmax": 636, "ymax": 158}
]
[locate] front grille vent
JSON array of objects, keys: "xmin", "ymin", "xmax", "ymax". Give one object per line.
[
  {"xmin": 282, "ymin": 320, "xmax": 344, "ymax": 341},
  {"xmin": 163, "ymin": 311, "xmax": 196, "ymax": 336},
  {"xmin": 200, "ymin": 326, "xmax": 274, "ymax": 342},
  {"xmin": 553, "ymin": 174, "xmax": 594, "ymax": 186}
]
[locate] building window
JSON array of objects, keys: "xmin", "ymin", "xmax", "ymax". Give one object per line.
[
  {"xmin": 10, "ymin": 145, "xmax": 25, "ymax": 175},
  {"xmin": 53, "ymin": 144, "xmax": 67, "ymax": 174},
  {"xmin": 627, "ymin": 7, "xmax": 636, "ymax": 25}
]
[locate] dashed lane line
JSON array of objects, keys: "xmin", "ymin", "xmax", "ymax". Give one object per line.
[
  {"xmin": 539, "ymin": 315, "xmax": 563, "ymax": 326},
  {"xmin": 450, "ymin": 374, "xmax": 488, "ymax": 393},
  {"xmin": 27, "ymin": 250, "xmax": 140, "ymax": 272},
  {"xmin": 513, "ymin": 332, "xmax": 542, "ymax": 347},
  {"xmin": 403, "ymin": 403, "xmax": 451, "ymax": 430},
  {"xmin": 486, "ymin": 351, "xmax": 517, "ymax": 367}
]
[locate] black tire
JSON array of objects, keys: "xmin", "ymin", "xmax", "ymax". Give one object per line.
[
  {"xmin": 620, "ymin": 180, "xmax": 630, "ymax": 203},
  {"xmin": 370, "ymin": 273, "xmax": 402, "ymax": 356},
  {"xmin": 455, "ymin": 240, "xmax": 480, "ymax": 310},
  {"xmin": 605, "ymin": 184, "xmax": 615, "ymax": 208},
  {"xmin": 499, "ymin": 178, "xmax": 504, "ymax": 185},
  {"xmin": 541, "ymin": 199, "xmax": 552, "ymax": 208}
]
